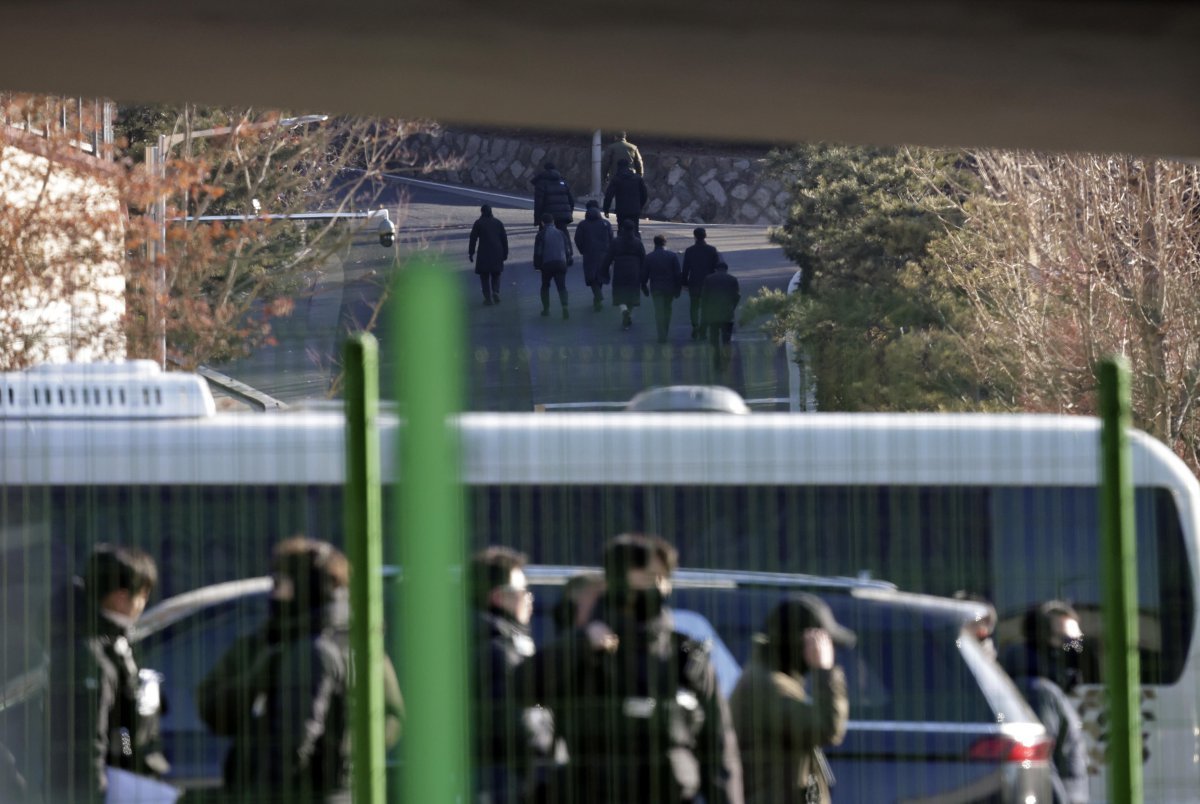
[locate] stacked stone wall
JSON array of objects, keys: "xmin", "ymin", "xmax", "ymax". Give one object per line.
[{"xmin": 400, "ymin": 129, "xmax": 789, "ymax": 226}]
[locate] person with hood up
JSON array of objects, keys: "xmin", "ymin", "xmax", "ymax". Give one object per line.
[
  {"xmin": 681, "ymin": 227, "xmax": 721, "ymax": 340},
  {"xmin": 641, "ymin": 233, "xmax": 683, "ymax": 344},
  {"xmin": 531, "ymin": 161, "xmax": 576, "ymax": 234},
  {"xmin": 1000, "ymin": 601, "xmax": 1090, "ymax": 804},
  {"xmin": 197, "ymin": 537, "xmax": 404, "ymax": 804},
  {"xmin": 525, "ymin": 534, "xmax": 744, "ymax": 804},
  {"xmin": 469, "ymin": 204, "xmax": 509, "ymax": 306},
  {"xmin": 600, "ymin": 218, "xmax": 647, "ymax": 330},
  {"xmin": 574, "ymin": 199, "xmax": 614, "ymax": 311},
  {"xmin": 469, "ymin": 546, "xmax": 554, "ymax": 803},
  {"xmin": 729, "ymin": 594, "xmax": 852, "ymax": 804},
  {"xmin": 45, "ymin": 544, "xmax": 170, "ymax": 803},
  {"xmin": 602, "ymin": 131, "xmax": 643, "ymax": 183},
  {"xmin": 603, "ymin": 158, "xmax": 648, "ymax": 234},
  {"xmin": 534, "ymin": 212, "xmax": 573, "ymax": 319}
]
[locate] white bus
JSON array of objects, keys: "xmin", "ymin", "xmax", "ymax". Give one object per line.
[{"xmin": 1, "ymin": 361, "xmax": 1197, "ymax": 801}]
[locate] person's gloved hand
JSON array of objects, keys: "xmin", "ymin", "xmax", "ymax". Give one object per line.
[{"xmin": 468, "ymin": 254, "xmax": 474, "ymax": 263}]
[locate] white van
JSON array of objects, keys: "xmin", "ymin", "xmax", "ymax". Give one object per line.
[{"xmin": 1, "ymin": 361, "xmax": 1197, "ymax": 801}]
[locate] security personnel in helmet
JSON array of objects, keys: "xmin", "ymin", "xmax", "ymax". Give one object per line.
[
  {"xmin": 1001, "ymin": 601, "xmax": 1090, "ymax": 804},
  {"xmin": 525, "ymin": 534, "xmax": 744, "ymax": 804}
]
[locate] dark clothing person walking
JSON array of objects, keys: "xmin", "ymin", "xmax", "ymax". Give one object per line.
[
  {"xmin": 681, "ymin": 228, "xmax": 721, "ymax": 339},
  {"xmin": 1001, "ymin": 602, "xmax": 1090, "ymax": 804},
  {"xmin": 469, "ymin": 547, "xmax": 553, "ymax": 803},
  {"xmin": 601, "ymin": 220, "xmax": 646, "ymax": 330},
  {"xmin": 730, "ymin": 595, "xmax": 853, "ymax": 804},
  {"xmin": 641, "ymin": 235, "xmax": 683, "ymax": 344},
  {"xmin": 534, "ymin": 214, "xmax": 573, "ymax": 318},
  {"xmin": 603, "ymin": 160, "xmax": 648, "ymax": 234},
  {"xmin": 531, "ymin": 162, "xmax": 576, "ymax": 233},
  {"xmin": 602, "ymin": 131, "xmax": 643, "ymax": 183},
  {"xmin": 700, "ymin": 261, "xmax": 741, "ymax": 369},
  {"xmin": 575, "ymin": 201, "xmax": 614, "ymax": 310},
  {"xmin": 197, "ymin": 538, "xmax": 404, "ymax": 804},
  {"xmin": 526, "ymin": 534, "xmax": 744, "ymax": 804},
  {"xmin": 45, "ymin": 544, "xmax": 170, "ymax": 804},
  {"xmin": 470, "ymin": 204, "xmax": 509, "ymax": 305}
]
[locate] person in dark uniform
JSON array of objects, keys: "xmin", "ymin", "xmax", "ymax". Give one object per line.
[
  {"xmin": 197, "ymin": 537, "xmax": 404, "ymax": 804},
  {"xmin": 531, "ymin": 161, "xmax": 576, "ymax": 235},
  {"xmin": 44, "ymin": 544, "xmax": 170, "ymax": 803},
  {"xmin": 469, "ymin": 204, "xmax": 509, "ymax": 306},
  {"xmin": 601, "ymin": 219, "xmax": 647, "ymax": 331},
  {"xmin": 729, "ymin": 595, "xmax": 852, "ymax": 804},
  {"xmin": 681, "ymin": 228, "xmax": 721, "ymax": 340},
  {"xmin": 526, "ymin": 534, "xmax": 744, "ymax": 804},
  {"xmin": 603, "ymin": 159, "xmax": 648, "ymax": 234},
  {"xmin": 1001, "ymin": 601, "xmax": 1090, "ymax": 804},
  {"xmin": 469, "ymin": 546, "xmax": 553, "ymax": 804},
  {"xmin": 534, "ymin": 212, "xmax": 573, "ymax": 319},
  {"xmin": 641, "ymin": 233, "xmax": 683, "ymax": 344},
  {"xmin": 700, "ymin": 260, "xmax": 741, "ymax": 370},
  {"xmin": 575, "ymin": 200, "xmax": 614, "ymax": 311}
]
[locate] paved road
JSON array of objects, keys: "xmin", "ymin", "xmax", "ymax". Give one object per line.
[{"xmin": 220, "ymin": 177, "xmax": 796, "ymax": 412}]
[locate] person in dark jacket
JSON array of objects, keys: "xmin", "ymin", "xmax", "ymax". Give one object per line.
[
  {"xmin": 700, "ymin": 260, "xmax": 741, "ymax": 369},
  {"xmin": 730, "ymin": 594, "xmax": 853, "ymax": 804},
  {"xmin": 603, "ymin": 159, "xmax": 648, "ymax": 234},
  {"xmin": 641, "ymin": 233, "xmax": 683, "ymax": 344},
  {"xmin": 531, "ymin": 161, "xmax": 576, "ymax": 234},
  {"xmin": 525, "ymin": 534, "xmax": 744, "ymax": 804},
  {"xmin": 1001, "ymin": 602, "xmax": 1090, "ymax": 804},
  {"xmin": 574, "ymin": 200, "xmax": 614, "ymax": 311},
  {"xmin": 469, "ymin": 204, "xmax": 509, "ymax": 305},
  {"xmin": 681, "ymin": 227, "xmax": 721, "ymax": 340},
  {"xmin": 197, "ymin": 537, "xmax": 404, "ymax": 804},
  {"xmin": 600, "ymin": 219, "xmax": 646, "ymax": 330},
  {"xmin": 534, "ymin": 212, "xmax": 573, "ymax": 319},
  {"xmin": 469, "ymin": 546, "xmax": 554, "ymax": 803},
  {"xmin": 45, "ymin": 544, "xmax": 170, "ymax": 803},
  {"xmin": 602, "ymin": 131, "xmax": 643, "ymax": 183}
]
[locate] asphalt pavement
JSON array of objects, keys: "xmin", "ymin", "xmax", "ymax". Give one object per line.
[{"xmin": 219, "ymin": 176, "xmax": 797, "ymax": 412}]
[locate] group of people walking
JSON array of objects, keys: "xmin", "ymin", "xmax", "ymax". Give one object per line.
[{"xmin": 468, "ymin": 137, "xmax": 742, "ymax": 367}]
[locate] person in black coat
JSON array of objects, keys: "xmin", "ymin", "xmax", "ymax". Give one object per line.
[
  {"xmin": 603, "ymin": 159, "xmax": 648, "ymax": 234},
  {"xmin": 700, "ymin": 260, "xmax": 741, "ymax": 370},
  {"xmin": 531, "ymin": 162, "xmax": 576, "ymax": 234},
  {"xmin": 197, "ymin": 537, "xmax": 404, "ymax": 804},
  {"xmin": 574, "ymin": 200, "xmax": 614, "ymax": 311},
  {"xmin": 601, "ymin": 219, "xmax": 646, "ymax": 330},
  {"xmin": 681, "ymin": 227, "xmax": 721, "ymax": 340},
  {"xmin": 641, "ymin": 233, "xmax": 683, "ymax": 344},
  {"xmin": 469, "ymin": 204, "xmax": 509, "ymax": 305},
  {"xmin": 44, "ymin": 544, "xmax": 169, "ymax": 804}
]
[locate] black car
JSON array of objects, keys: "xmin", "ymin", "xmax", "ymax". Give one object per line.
[{"xmin": 127, "ymin": 568, "xmax": 1052, "ymax": 802}]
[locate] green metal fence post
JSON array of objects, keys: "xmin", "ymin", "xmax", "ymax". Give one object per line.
[
  {"xmin": 1098, "ymin": 356, "xmax": 1143, "ymax": 804},
  {"xmin": 344, "ymin": 333, "xmax": 386, "ymax": 804},
  {"xmin": 393, "ymin": 259, "xmax": 469, "ymax": 803}
]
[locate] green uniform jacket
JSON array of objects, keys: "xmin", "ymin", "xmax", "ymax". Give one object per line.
[
  {"xmin": 728, "ymin": 650, "xmax": 848, "ymax": 804},
  {"xmin": 603, "ymin": 139, "xmax": 644, "ymax": 181}
]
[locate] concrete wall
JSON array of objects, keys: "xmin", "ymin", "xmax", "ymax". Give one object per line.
[{"xmin": 402, "ymin": 128, "xmax": 790, "ymax": 226}]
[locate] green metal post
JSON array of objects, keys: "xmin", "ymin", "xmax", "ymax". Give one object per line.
[
  {"xmin": 393, "ymin": 259, "xmax": 469, "ymax": 803},
  {"xmin": 345, "ymin": 333, "xmax": 386, "ymax": 804},
  {"xmin": 1098, "ymin": 356, "xmax": 1143, "ymax": 804}
]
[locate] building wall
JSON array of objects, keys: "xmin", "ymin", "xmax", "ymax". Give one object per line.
[{"xmin": 402, "ymin": 129, "xmax": 790, "ymax": 226}]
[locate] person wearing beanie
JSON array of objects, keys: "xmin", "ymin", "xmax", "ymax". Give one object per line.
[
  {"xmin": 469, "ymin": 204, "xmax": 509, "ymax": 305},
  {"xmin": 682, "ymin": 227, "xmax": 721, "ymax": 340},
  {"xmin": 575, "ymin": 199, "xmax": 614, "ymax": 311}
]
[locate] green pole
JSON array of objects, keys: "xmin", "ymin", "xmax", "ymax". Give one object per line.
[
  {"xmin": 1098, "ymin": 356, "xmax": 1143, "ymax": 804},
  {"xmin": 393, "ymin": 259, "xmax": 469, "ymax": 803},
  {"xmin": 345, "ymin": 333, "xmax": 386, "ymax": 804}
]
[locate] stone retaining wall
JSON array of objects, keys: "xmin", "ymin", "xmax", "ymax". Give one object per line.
[{"xmin": 400, "ymin": 128, "xmax": 789, "ymax": 226}]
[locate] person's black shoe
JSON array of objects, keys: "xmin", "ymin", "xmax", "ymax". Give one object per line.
[
  {"xmin": 691, "ymin": 327, "xmax": 699, "ymax": 340},
  {"xmin": 593, "ymin": 299, "xmax": 603, "ymax": 312},
  {"xmin": 541, "ymin": 308, "xmax": 550, "ymax": 317},
  {"xmin": 621, "ymin": 310, "xmax": 632, "ymax": 330},
  {"xmin": 562, "ymin": 307, "xmax": 570, "ymax": 320},
  {"xmin": 483, "ymin": 298, "xmax": 493, "ymax": 306},
  {"xmin": 493, "ymin": 293, "xmax": 500, "ymax": 304}
]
